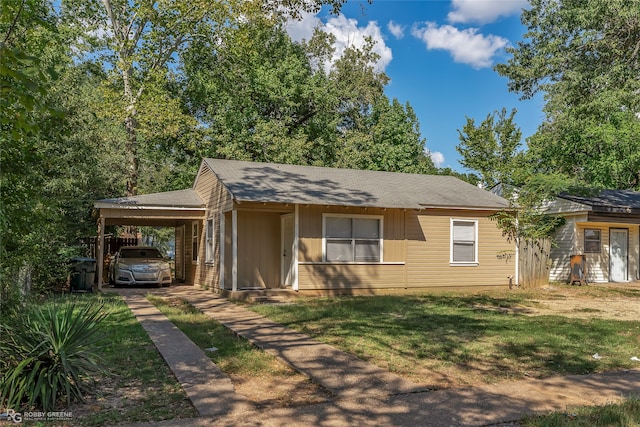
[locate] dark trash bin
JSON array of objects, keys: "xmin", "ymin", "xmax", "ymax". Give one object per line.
[{"xmin": 70, "ymin": 257, "xmax": 96, "ymax": 293}]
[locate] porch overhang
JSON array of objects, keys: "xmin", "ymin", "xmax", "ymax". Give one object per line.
[
  {"xmin": 97, "ymin": 206, "xmax": 206, "ymax": 227},
  {"xmin": 93, "ymin": 189, "xmax": 206, "ymax": 289}
]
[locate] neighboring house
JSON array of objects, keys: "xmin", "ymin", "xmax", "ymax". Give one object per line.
[
  {"xmin": 546, "ymin": 190, "xmax": 640, "ymax": 283},
  {"xmin": 94, "ymin": 159, "xmax": 517, "ymax": 294}
]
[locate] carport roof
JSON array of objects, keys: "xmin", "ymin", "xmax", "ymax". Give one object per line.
[
  {"xmin": 95, "ymin": 189, "xmax": 204, "ymax": 209},
  {"xmin": 204, "ymin": 158, "xmax": 509, "ymax": 210}
]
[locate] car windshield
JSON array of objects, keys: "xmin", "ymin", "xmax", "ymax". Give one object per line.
[{"xmin": 120, "ymin": 249, "xmax": 163, "ymax": 259}]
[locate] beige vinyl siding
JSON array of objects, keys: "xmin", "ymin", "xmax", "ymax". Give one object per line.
[
  {"xmin": 549, "ymin": 216, "xmax": 580, "ymax": 282},
  {"xmin": 197, "ymin": 216, "xmax": 221, "ymax": 289},
  {"xmin": 405, "ymin": 210, "xmax": 514, "ymax": 289},
  {"xmin": 193, "ymin": 164, "xmax": 234, "ymax": 289},
  {"xmin": 298, "ymin": 263, "xmax": 406, "ymax": 290},
  {"xmin": 632, "ymin": 226, "xmax": 640, "ymax": 281},
  {"xmin": 223, "ymin": 211, "xmax": 232, "ymax": 289},
  {"xmin": 551, "ymin": 220, "xmax": 639, "ymax": 283},
  {"xmin": 296, "ymin": 205, "xmax": 407, "ymax": 291},
  {"xmin": 297, "ymin": 205, "xmax": 406, "ymax": 263},
  {"xmin": 194, "ymin": 165, "xmax": 234, "ymax": 212},
  {"xmin": 296, "ymin": 206, "xmax": 513, "ymax": 291},
  {"xmin": 576, "ymin": 224, "xmax": 608, "ymax": 283},
  {"xmin": 176, "ymin": 221, "xmax": 201, "ymax": 286},
  {"xmin": 544, "ymin": 198, "xmax": 590, "ymax": 215},
  {"xmin": 631, "ymin": 226, "xmax": 640, "ymax": 281}
]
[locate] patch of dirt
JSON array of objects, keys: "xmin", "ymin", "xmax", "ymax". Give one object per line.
[
  {"xmin": 520, "ymin": 285, "xmax": 640, "ymax": 321},
  {"xmin": 230, "ymin": 374, "xmax": 332, "ymax": 409},
  {"xmin": 527, "ymin": 296, "xmax": 640, "ymax": 321}
]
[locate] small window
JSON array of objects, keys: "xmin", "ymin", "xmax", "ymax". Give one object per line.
[
  {"xmin": 584, "ymin": 229, "xmax": 601, "ymax": 253},
  {"xmin": 451, "ymin": 219, "xmax": 478, "ymax": 264},
  {"xmin": 205, "ymin": 218, "xmax": 215, "ymax": 262},
  {"xmin": 324, "ymin": 215, "xmax": 382, "ymax": 262},
  {"xmin": 192, "ymin": 222, "xmax": 199, "ymax": 263}
]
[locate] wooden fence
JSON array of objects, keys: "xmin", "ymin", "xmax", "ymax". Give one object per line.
[
  {"xmin": 518, "ymin": 238, "xmax": 552, "ymax": 289},
  {"xmin": 84, "ymin": 236, "xmax": 139, "ymax": 259}
]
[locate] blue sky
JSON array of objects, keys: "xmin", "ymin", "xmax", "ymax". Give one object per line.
[{"xmin": 286, "ymin": 0, "xmax": 545, "ymax": 172}]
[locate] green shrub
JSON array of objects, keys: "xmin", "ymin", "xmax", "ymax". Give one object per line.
[{"xmin": 0, "ymin": 299, "xmax": 108, "ymax": 411}]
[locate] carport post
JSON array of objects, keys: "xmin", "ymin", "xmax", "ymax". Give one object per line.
[{"xmin": 97, "ymin": 216, "xmax": 105, "ymax": 290}]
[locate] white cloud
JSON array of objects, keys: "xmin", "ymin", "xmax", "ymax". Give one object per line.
[
  {"xmin": 286, "ymin": 13, "xmax": 393, "ymax": 73},
  {"xmin": 387, "ymin": 20, "xmax": 405, "ymax": 39},
  {"xmin": 448, "ymin": 0, "xmax": 529, "ymax": 24},
  {"xmin": 412, "ymin": 22, "xmax": 508, "ymax": 69},
  {"xmin": 429, "ymin": 151, "xmax": 445, "ymax": 168},
  {"xmin": 285, "ymin": 11, "xmax": 321, "ymax": 43},
  {"xmin": 324, "ymin": 15, "xmax": 392, "ymax": 72}
]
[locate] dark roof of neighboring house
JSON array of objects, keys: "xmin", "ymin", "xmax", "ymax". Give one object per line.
[
  {"xmin": 95, "ymin": 189, "xmax": 204, "ymax": 209},
  {"xmin": 204, "ymin": 159, "xmax": 509, "ymax": 210},
  {"xmin": 558, "ymin": 190, "xmax": 640, "ymax": 210}
]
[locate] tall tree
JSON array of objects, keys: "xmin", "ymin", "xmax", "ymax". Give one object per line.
[
  {"xmin": 65, "ymin": 0, "xmax": 359, "ymax": 197},
  {"xmin": 496, "ymin": 0, "xmax": 640, "ymax": 189},
  {"xmin": 0, "ymin": 0, "xmax": 124, "ymax": 295},
  {"xmin": 1, "ymin": 0, "xmax": 63, "ymax": 294},
  {"xmin": 182, "ymin": 19, "xmax": 434, "ymax": 173},
  {"xmin": 182, "ymin": 16, "xmax": 334, "ymax": 165},
  {"xmin": 456, "ymin": 108, "xmax": 522, "ymax": 188},
  {"xmin": 337, "ymin": 96, "xmax": 436, "ymax": 173}
]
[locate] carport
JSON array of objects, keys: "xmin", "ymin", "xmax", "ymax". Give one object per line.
[{"xmin": 94, "ymin": 189, "xmax": 206, "ymax": 289}]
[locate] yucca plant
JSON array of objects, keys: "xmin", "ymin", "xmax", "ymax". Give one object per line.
[{"xmin": 0, "ymin": 299, "xmax": 108, "ymax": 411}]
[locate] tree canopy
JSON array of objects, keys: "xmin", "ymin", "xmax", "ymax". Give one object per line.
[
  {"xmin": 181, "ymin": 17, "xmax": 435, "ymax": 173},
  {"xmin": 496, "ymin": 0, "xmax": 640, "ymax": 190},
  {"xmin": 456, "ymin": 108, "xmax": 522, "ymax": 189},
  {"xmin": 1, "ymin": 0, "xmax": 436, "ymax": 297}
]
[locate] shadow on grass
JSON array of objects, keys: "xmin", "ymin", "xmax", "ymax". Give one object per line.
[{"xmin": 252, "ymin": 293, "xmax": 640, "ymax": 384}]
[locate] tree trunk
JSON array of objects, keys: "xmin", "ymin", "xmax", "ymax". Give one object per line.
[
  {"xmin": 122, "ymin": 66, "xmax": 139, "ymax": 197},
  {"xmin": 124, "ymin": 109, "xmax": 138, "ymax": 197}
]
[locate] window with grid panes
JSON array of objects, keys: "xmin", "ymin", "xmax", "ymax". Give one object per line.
[
  {"xmin": 451, "ymin": 220, "xmax": 477, "ymax": 264},
  {"xmin": 324, "ymin": 215, "xmax": 382, "ymax": 262}
]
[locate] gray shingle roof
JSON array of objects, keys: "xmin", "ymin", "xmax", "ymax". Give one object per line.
[
  {"xmin": 95, "ymin": 189, "xmax": 204, "ymax": 209},
  {"xmin": 205, "ymin": 159, "xmax": 509, "ymax": 210},
  {"xmin": 559, "ymin": 190, "xmax": 640, "ymax": 210}
]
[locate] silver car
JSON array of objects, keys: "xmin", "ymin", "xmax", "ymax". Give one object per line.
[{"xmin": 109, "ymin": 246, "xmax": 172, "ymax": 287}]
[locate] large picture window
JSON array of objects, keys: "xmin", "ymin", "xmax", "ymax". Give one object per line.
[
  {"xmin": 323, "ymin": 215, "xmax": 382, "ymax": 262},
  {"xmin": 584, "ymin": 229, "xmax": 601, "ymax": 253},
  {"xmin": 451, "ymin": 219, "xmax": 478, "ymax": 264},
  {"xmin": 205, "ymin": 218, "xmax": 215, "ymax": 262}
]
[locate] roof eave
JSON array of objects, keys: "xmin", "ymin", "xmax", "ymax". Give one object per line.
[{"xmin": 94, "ymin": 202, "xmax": 205, "ymax": 211}]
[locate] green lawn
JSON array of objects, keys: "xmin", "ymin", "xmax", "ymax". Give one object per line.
[
  {"xmin": 250, "ymin": 289, "xmax": 640, "ymax": 388},
  {"xmin": 146, "ymin": 294, "xmax": 296, "ymax": 377},
  {"xmin": 71, "ymin": 293, "xmax": 197, "ymax": 426},
  {"xmin": 523, "ymin": 397, "xmax": 640, "ymax": 427},
  {"xmin": 6, "ymin": 286, "xmax": 636, "ymax": 426}
]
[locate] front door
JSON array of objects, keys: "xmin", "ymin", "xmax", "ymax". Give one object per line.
[
  {"xmin": 610, "ymin": 229, "xmax": 628, "ymax": 282},
  {"xmin": 281, "ymin": 214, "xmax": 295, "ymax": 287}
]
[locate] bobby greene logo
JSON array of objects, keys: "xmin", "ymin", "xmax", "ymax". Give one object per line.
[{"xmin": 0, "ymin": 409, "xmax": 22, "ymax": 423}]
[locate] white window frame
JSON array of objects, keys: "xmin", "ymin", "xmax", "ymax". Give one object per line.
[
  {"xmin": 450, "ymin": 219, "xmax": 479, "ymax": 266},
  {"xmin": 584, "ymin": 228, "xmax": 601, "ymax": 253},
  {"xmin": 191, "ymin": 222, "xmax": 199, "ymax": 264},
  {"xmin": 205, "ymin": 218, "xmax": 215, "ymax": 263},
  {"xmin": 322, "ymin": 213, "xmax": 384, "ymax": 263}
]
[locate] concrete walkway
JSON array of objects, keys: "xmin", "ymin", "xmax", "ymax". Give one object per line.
[
  {"xmin": 115, "ymin": 287, "xmax": 640, "ymax": 426},
  {"xmin": 170, "ymin": 287, "xmax": 428, "ymax": 398},
  {"xmin": 119, "ymin": 293, "xmax": 254, "ymax": 417}
]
